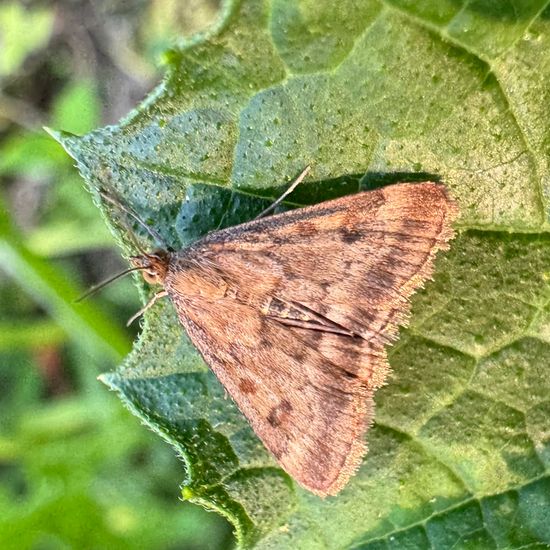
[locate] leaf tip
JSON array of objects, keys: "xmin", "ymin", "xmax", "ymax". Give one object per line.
[
  {"xmin": 43, "ymin": 126, "xmax": 60, "ymax": 140},
  {"xmin": 43, "ymin": 127, "xmax": 83, "ymax": 160},
  {"xmin": 181, "ymin": 486, "xmax": 194, "ymax": 500},
  {"xmin": 98, "ymin": 372, "xmax": 118, "ymax": 389},
  {"xmin": 159, "ymin": 48, "xmax": 181, "ymax": 67}
]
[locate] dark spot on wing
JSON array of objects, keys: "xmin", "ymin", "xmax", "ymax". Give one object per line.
[
  {"xmin": 298, "ymin": 220, "xmax": 318, "ymax": 235},
  {"xmin": 260, "ymin": 336, "xmax": 275, "ymax": 350},
  {"xmin": 309, "ymin": 330, "xmax": 323, "ymax": 345},
  {"xmin": 267, "ymin": 399, "xmax": 293, "ymax": 427},
  {"xmin": 399, "ymin": 218, "xmax": 438, "ymax": 241},
  {"xmin": 239, "ymin": 378, "xmax": 257, "ymax": 394},
  {"xmin": 282, "ymin": 268, "xmax": 298, "ymax": 281},
  {"xmin": 367, "ymin": 265, "xmax": 397, "ymax": 290},
  {"xmin": 340, "ymin": 228, "xmax": 362, "ymax": 244},
  {"xmin": 270, "ymin": 235, "xmax": 289, "ymax": 246},
  {"xmin": 342, "ymin": 369, "xmax": 358, "ymax": 379},
  {"xmin": 320, "ymin": 281, "xmax": 331, "ymax": 293},
  {"xmin": 291, "ymin": 344, "xmax": 308, "ymax": 363},
  {"xmin": 337, "ymin": 341, "xmax": 363, "ymax": 366}
]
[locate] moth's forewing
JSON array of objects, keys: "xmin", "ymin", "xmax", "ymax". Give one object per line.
[{"xmin": 164, "ymin": 183, "xmax": 458, "ymax": 496}]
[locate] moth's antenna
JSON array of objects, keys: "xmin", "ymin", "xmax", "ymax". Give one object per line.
[
  {"xmin": 124, "ymin": 228, "xmax": 148, "ymax": 256},
  {"xmin": 255, "ymin": 165, "xmax": 311, "ymax": 220},
  {"xmin": 75, "ymin": 265, "xmax": 147, "ymax": 303},
  {"xmin": 99, "ymin": 189, "xmax": 167, "ymax": 249}
]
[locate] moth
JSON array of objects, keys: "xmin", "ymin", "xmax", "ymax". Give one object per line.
[{"xmin": 98, "ymin": 174, "xmax": 458, "ymax": 497}]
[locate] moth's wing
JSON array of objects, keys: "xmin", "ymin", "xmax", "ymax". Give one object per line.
[
  {"xmin": 168, "ymin": 292, "xmax": 375, "ymax": 497},
  {"xmin": 194, "ymin": 182, "xmax": 458, "ymax": 385},
  {"xmin": 165, "ymin": 182, "xmax": 457, "ymax": 495}
]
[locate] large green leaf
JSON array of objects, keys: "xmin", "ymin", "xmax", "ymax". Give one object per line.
[{"xmin": 54, "ymin": 0, "xmax": 550, "ymax": 547}]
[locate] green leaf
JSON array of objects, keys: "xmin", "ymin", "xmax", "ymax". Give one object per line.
[{"xmin": 53, "ymin": 0, "xmax": 550, "ymax": 547}]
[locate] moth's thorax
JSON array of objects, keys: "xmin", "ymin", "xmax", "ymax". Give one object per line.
[
  {"xmin": 166, "ymin": 253, "xmax": 228, "ymax": 300},
  {"xmin": 130, "ymin": 250, "xmax": 171, "ymax": 285}
]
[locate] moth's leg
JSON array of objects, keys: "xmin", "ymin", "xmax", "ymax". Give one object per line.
[
  {"xmin": 127, "ymin": 290, "xmax": 169, "ymax": 326},
  {"xmin": 255, "ymin": 165, "xmax": 311, "ymax": 219}
]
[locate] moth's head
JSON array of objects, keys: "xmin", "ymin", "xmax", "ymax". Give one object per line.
[{"xmin": 130, "ymin": 250, "xmax": 170, "ymax": 285}]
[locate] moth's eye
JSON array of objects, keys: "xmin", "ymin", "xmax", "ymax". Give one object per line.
[{"xmin": 143, "ymin": 271, "xmax": 158, "ymax": 284}]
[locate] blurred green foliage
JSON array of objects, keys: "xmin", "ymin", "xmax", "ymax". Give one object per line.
[
  {"xmin": 0, "ymin": 3, "xmax": 53, "ymax": 77},
  {"xmin": 0, "ymin": 1, "xmax": 231, "ymax": 548}
]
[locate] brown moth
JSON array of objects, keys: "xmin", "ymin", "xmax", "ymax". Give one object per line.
[{"xmin": 120, "ymin": 180, "xmax": 458, "ymax": 497}]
